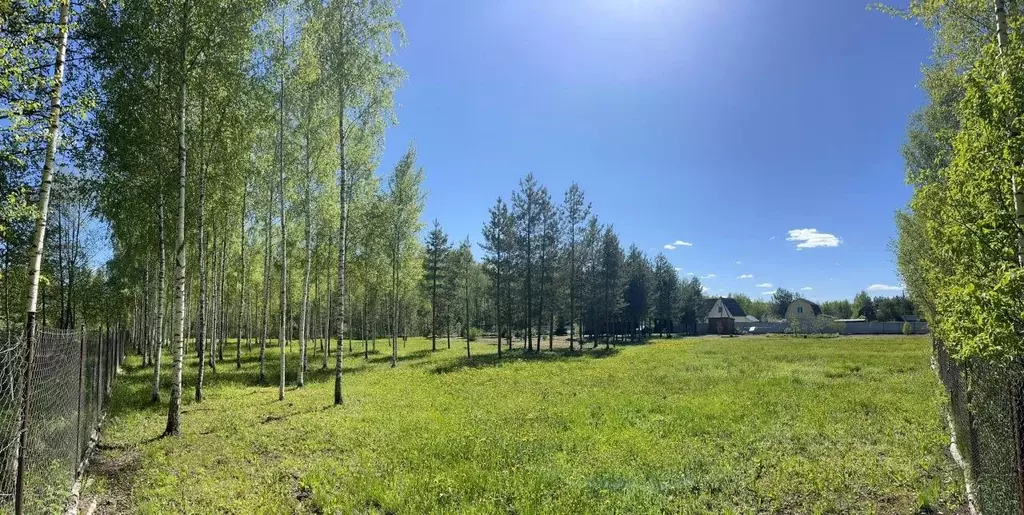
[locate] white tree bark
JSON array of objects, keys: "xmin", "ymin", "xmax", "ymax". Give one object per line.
[
  {"xmin": 195, "ymin": 109, "xmax": 207, "ymax": 402},
  {"xmin": 151, "ymin": 195, "xmax": 166, "ymax": 402},
  {"xmin": 165, "ymin": 0, "xmax": 190, "ymax": 437},
  {"xmin": 299, "ymin": 128, "xmax": 312, "ymax": 387},
  {"xmin": 334, "ymin": 10, "xmax": 347, "ymax": 405},
  {"xmin": 260, "ymin": 181, "xmax": 271, "ymax": 384},
  {"xmin": 238, "ymin": 184, "xmax": 246, "ymax": 369},
  {"xmin": 15, "ymin": 0, "xmax": 71, "ymax": 504},
  {"xmin": 278, "ymin": 21, "xmax": 288, "ymax": 401},
  {"xmin": 996, "ymin": 0, "xmax": 1024, "ymax": 266}
]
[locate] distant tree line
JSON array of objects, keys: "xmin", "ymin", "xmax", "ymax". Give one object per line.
[
  {"xmin": 730, "ymin": 289, "xmax": 917, "ymax": 322},
  {"xmin": 437, "ymin": 173, "xmax": 709, "ymax": 353}
]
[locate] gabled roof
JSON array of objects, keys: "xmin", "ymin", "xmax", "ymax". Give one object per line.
[{"xmin": 705, "ymin": 297, "xmax": 746, "ymax": 318}]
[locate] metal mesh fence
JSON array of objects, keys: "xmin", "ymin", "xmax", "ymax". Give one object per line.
[
  {"xmin": 0, "ymin": 327, "xmax": 125, "ymax": 514},
  {"xmin": 934, "ymin": 338, "xmax": 1024, "ymax": 514},
  {"xmin": 0, "ymin": 335, "xmax": 23, "ymax": 509}
]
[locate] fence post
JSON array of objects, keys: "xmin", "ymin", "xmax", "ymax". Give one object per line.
[
  {"xmin": 96, "ymin": 330, "xmax": 103, "ymax": 417},
  {"xmin": 1010, "ymin": 359, "xmax": 1024, "ymax": 515},
  {"xmin": 103, "ymin": 325, "xmax": 109, "ymax": 395},
  {"xmin": 964, "ymin": 359, "xmax": 983, "ymax": 495},
  {"xmin": 13, "ymin": 320, "xmax": 38, "ymax": 515},
  {"xmin": 75, "ymin": 329, "xmax": 86, "ymax": 464}
]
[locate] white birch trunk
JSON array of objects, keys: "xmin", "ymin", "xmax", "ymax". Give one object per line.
[
  {"xmin": 238, "ymin": 184, "xmax": 246, "ymax": 368},
  {"xmin": 278, "ymin": 24, "xmax": 288, "ymax": 401},
  {"xmin": 15, "ymin": 0, "xmax": 71, "ymax": 502},
  {"xmin": 151, "ymin": 196, "xmax": 166, "ymax": 402},
  {"xmin": 299, "ymin": 128, "xmax": 312, "ymax": 387},
  {"xmin": 334, "ymin": 13, "xmax": 347, "ymax": 405},
  {"xmin": 165, "ymin": 0, "xmax": 190, "ymax": 437}
]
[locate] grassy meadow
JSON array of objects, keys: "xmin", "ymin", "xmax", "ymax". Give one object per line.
[{"xmin": 80, "ymin": 335, "xmax": 963, "ymax": 514}]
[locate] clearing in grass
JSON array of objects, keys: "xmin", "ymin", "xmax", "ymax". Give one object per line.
[{"xmin": 80, "ymin": 335, "xmax": 962, "ymax": 513}]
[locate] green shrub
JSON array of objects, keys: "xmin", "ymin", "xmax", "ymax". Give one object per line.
[
  {"xmin": 902, "ymin": 321, "xmax": 912, "ymax": 335},
  {"xmin": 468, "ymin": 327, "xmax": 481, "ymax": 341}
]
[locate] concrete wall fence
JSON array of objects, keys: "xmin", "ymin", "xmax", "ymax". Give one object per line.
[{"xmin": 694, "ymin": 320, "xmax": 929, "ymax": 335}]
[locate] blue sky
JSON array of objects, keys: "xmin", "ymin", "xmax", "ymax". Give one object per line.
[{"xmin": 377, "ymin": 0, "xmax": 931, "ymax": 302}]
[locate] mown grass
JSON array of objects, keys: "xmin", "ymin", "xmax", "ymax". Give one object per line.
[{"xmin": 81, "ymin": 335, "xmax": 963, "ymax": 514}]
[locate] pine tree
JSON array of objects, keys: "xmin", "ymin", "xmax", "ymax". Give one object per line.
[
  {"xmin": 481, "ymin": 198, "xmax": 513, "ymax": 358},
  {"xmin": 562, "ymin": 183, "xmax": 590, "ymax": 350},
  {"xmin": 423, "ymin": 220, "xmax": 450, "ymax": 352},
  {"xmin": 599, "ymin": 227, "xmax": 623, "ymax": 347},
  {"xmin": 652, "ymin": 254, "xmax": 678, "ymax": 337},
  {"xmin": 623, "ymin": 245, "xmax": 651, "ymax": 342},
  {"xmin": 511, "ymin": 173, "xmax": 542, "ymax": 351}
]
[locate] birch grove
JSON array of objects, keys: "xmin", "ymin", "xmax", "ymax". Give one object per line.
[{"xmin": 1, "ymin": 0, "xmax": 718, "ymax": 443}]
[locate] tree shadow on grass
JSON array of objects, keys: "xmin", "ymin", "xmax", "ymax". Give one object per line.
[
  {"xmin": 366, "ymin": 348, "xmax": 433, "ymax": 365},
  {"xmin": 429, "ymin": 345, "xmax": 621, "ymax": 375}
]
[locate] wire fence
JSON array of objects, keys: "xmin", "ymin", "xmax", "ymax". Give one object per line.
[
  {"xmin": 0, "ymin": 335, "xmax": 22, "ymax": 509},
  {"xmin": 934, "ymin": 338, "xmax": 1024, "ymax": 514},
  {"xmin": 0, "ymin": 326, "xmax": 125, "ymax": 514}
]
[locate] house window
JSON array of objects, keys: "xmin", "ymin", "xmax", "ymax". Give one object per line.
[
  {"xmin": 797, "ymin": 306, "xmax": 803, "ymax": 314},
  {"xmin": 718, "ymin": 306, "xmax": 723, "ymax": 314}
]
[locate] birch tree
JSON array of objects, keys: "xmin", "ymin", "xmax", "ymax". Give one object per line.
[
  {"xmin": 151, "ymin": 196, "xmax": 166, "ymax": 402},
  {"xmin": 308, "ymin": 0, "xmax": 401, "ymax": 403},
  {"xmin": 14, "ymin": 0, "xmax": 70, "ymax": 496},
  {"xmin": 384, "ymin": 146, "xmax": 424, "ymax": 366}
]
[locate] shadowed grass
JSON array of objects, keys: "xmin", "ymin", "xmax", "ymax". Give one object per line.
[{"xmin": 80, "ymin": 335, "xmax": 963, "ymax": 513}]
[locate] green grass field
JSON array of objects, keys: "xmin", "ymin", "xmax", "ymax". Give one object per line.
[{"xmin": 81, "ymin": 335, "xmax": 963, "ymax": 514}]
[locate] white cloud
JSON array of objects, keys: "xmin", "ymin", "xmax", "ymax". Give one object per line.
[
  {"xmin": 761, "ymin": 290, "xmax": 777, "ymax": 295},
  {"xmin": 701, "ymin": 286, "xmax": 711, "ymax": 293},
  {"xmin": 737, "ymin": 274, "xmax": 754, "ymax": 279},
  {"xmin": 866, "ymin": 283, "xmax": 903, "ymax": 292},
  {"xmin": 701, "ymin": 273, "xmax": 716, "ymax": 279},
  {"xmin": 801, "ymin": 286, "xmax": 813, "ymax": 291},
  {"xmin": 686, "ymin": 272, "xmax": 694, "ymax": 276},
  {"xmin": 674, "ymin": 267, "xmax": 682, "ymax": 272},
  {"xmin": 735, "ymin": 260, "xmax": 743, "ymax": 265},
  {"xmin": 663, "ymin": 244, "xmax": 676, "ymax": 250},
  {"xmin": 769, "ymin": 236, "xmax": 776, "ymax": 241},
  {"xmin": 673, "ymin": 240, "xmax": 693, "ymax": 247},
  {"xmin": 786, "ymin": 228, "xmax": 841, "ymax": 249},
  {"xmin": 756, "ymin": 282, "xmax": 773, "ymax": 288}
]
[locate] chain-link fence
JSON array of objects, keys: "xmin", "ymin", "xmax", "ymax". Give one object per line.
[
  {"xmin": 0, "ymin": 327, "xmax": 125, "ymax": 514},
  {"xmin": 934, "ymin": 338, "xmax": 1024, "ymax": 514},
  {"xmin": 0, "ymin": 334, "xmax": 23, "ymax": 509}
]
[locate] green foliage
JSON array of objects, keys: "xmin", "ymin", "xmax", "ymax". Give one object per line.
[
  {"xmin": 852, "ymin": 291, "xmax": 875, "ymax": 321},
  {"xmin": 623, "ymin": 245, "xmax": 651, "ymax": 333},
  {"xmin": 729, "ymin": 292, "xmax": 774, "ymax": 321},
  {"xmin": 903, "ymin": 321, "xmax": 913, "ymax": 335},
  {"xmin": 893, "ymin": 32, "xmax": 1024, "ymax": 359},
  {"xmin": 674, "ymin": 277, "xmax": 703, "ymax": 329},
  {"xmin": 820, "ymin": 300, "xmax": 853, "ymax": 319},
  {"xmin": 886, "ymin": 1, "xmax": 1024, "ymax": 360},
  {"xmin": 771, "ymin": 288, "xmax": 794, "ymax": 319},
  {"xmin": 651, "ymin": 254, "xmax": 677, "ymax": 332},
  {"xmin": 598, "ymin": 227, "xmax": 624, "ymax": 331},
  {"xmin": 87, "ymin": 336, "xmax": 962, "ymax": 513},
  {"xmin": 874, "ymin": 295, "xmax": 916, "ymax": 322}
]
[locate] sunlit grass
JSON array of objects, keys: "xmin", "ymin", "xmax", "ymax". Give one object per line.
[{"xmin": 82, "ymin": 335, "xmax": 963, "ymax": 513}]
